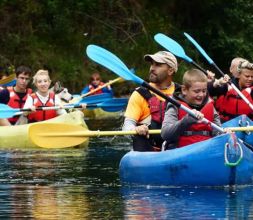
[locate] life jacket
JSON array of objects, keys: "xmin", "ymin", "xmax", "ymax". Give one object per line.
[
  {"xmin": 136, "ymin": 87, "xmax": 168, "ymax": 128},
  {"xmin": 7, "ymin": 87, "xmax": 32, "ymax": 124},
  {"xmin": 215, "ymin": 86, "xmax": 253, "ymax": 122},
  {"xmin": 28, "ymin": 92, "xmax": 57, "ymax": 122},
  {"xmin": 88, "ymin": 82, "xmax": 105, "ymax": 95},
  {"xmin": 178, "ymin": 98, "xmax": 214, "ymax": 148}
]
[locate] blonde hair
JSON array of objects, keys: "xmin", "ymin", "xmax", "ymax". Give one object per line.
[
  {"xmin": 183, "ymin": 69, "xmax": 207, "ymax": 88},
  {"xmin": 230, "ymin": 57, "xmax": 248, "ymax": 77},
  {"xmin": 33, "ymin": 69, "xmax": 51, "ymax": 84}
]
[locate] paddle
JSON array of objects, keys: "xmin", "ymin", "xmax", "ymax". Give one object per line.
[
  {"xmin": 69, "ymin": 77, "xmax": 123, "ymax": 104},
  {"xmin": 86, "ymin": 44, "xmax": 223, "ymax": 133},
  {"xmin": 81, "ymin": 77, "xmax": 124, "ymax": 97},
  {"xmin": 29, "ymin": 123, "xmax": 161, "ymax": 148},
  {"xmin": 69, "ymin": 92, "xmax": 113, "ymax": 105},
  {"xmin": 0, "ymin": 73, "xmax": 16, "ymax": 86},
  {"xmin": 154, "ymin": 33, "xmax": 208, "ymax": 74},
  {"xmin": 82, "ymin": 98, "xmax": 128, "ymax": 112},
  {"xmin": 29, "ymin": 123, "xmax": 253, "ymax": 148},
  {"xmin": 184, "ymin": 32, "xmax": 253, "ymax": 111},
  {"xmin": 0, "ymin": 98, "xmax": 128, "ymax": 118}
]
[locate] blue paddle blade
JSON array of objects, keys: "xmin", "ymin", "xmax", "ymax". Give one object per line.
[
  {"xmin": 89, "ymin": 44, "xmax": 130, "ymax": 71},
  {"xmin": 86, "ymin": 45, "xmax": 144, "ymax": 85},
  {"xmin": 0, "ymin": 104, "xmax": 19, "ymax": 118},
  {"xmin": 88, "ymin": 98, "xmax": 128, "ymax": 112},
  {"xmin": 184, "ymin": 32, "xmax": 214, "ymax": 65},
  {"xmin": 154, "ymin": 33, "xmax": 193, "ymax": 63},
  {"xmin": 78, "ymin": 93, "xmax": 113, "ymax": 104}
]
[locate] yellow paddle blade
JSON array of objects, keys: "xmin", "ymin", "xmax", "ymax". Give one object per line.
[
  {"xmin": 29, "ymin": 123, "xmax": 161, "ymax": 148},
  {"xmin": 29, "ymin": 123, "xmax": 89, "ymax": 148},
  {"xmin": 0, "ymin": 74, "xmax": 16, "ymax": 85}
]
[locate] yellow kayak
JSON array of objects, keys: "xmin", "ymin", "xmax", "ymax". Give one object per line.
[{"xmin": 0, "ymin": 111, "xmax": 89, "ymax": 149}]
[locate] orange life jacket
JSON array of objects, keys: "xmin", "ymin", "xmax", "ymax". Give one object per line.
[
  {"xmin": 28, "ymin": 92, "xmax": 57, "ymax": 122},
  {"xmin": 7, "ymin": 87, "xmax": 32, "ymax": 124},
  {"xmin": 88, "ymin": 82, "xmax": 105, "ymax": 95},
  {"xmin": 178, "ymin": 99, "xmax": 214, "ymax": 147}
]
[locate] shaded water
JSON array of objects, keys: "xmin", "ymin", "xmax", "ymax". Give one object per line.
[{"xmin": 1, "ymin": 119, "xmax": 253, "ymax": 219}]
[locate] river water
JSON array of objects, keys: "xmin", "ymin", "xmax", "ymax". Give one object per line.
[{"xmin": 0, "ymin": 119, "xmax": 253, "ymax": 219}]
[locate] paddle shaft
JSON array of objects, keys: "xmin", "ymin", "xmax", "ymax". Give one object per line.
[
  {"xmin": 213, "ymin": 63, "xmax": 253, "ymax": 110},
  {"xmin": 143, "ymin": 81, "xmax": 224, "ymax": 133},
  {"xmin": 184, "ymin": 33, "xmax": 253, "ymax": 111},
  {"xmin": 40, "ymin": 129, "xmax": 161, "ymax": 137},
  {"xmin": 81, "ymin": 77, "xmax": 122, "ymax": 98}
]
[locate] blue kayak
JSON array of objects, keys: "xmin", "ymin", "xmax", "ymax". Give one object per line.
[{"xmin": 120, "ymin": 130, "xmax": 253, "ymax": 187}]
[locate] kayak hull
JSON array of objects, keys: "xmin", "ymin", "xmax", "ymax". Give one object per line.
[
  {"xmin": 119, "ymin": 133, "xmax": 253, "ymax": 186},
  {"xmin": 0, "ymin": 111, "xmax": 89, "ymax": 149}
]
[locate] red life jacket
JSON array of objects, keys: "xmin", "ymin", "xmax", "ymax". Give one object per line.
[
  {"xmin": 88, "ymin": 82, "xmax": 105, "ymax": 95},
  {"xmin": 7, "ymin": 87, "xmax": 32, "ymax": 124},
  {"xmin": 28, "ymin": 92, "xmax": 57, "ymax": 122},
  {"xmin": 215, "ymin": 86, "xmax": 253, "ymax": 122},
  {"xmin": 178, "ymin": 99, "xmax": 214, "ymax": 147},
  {"xmin": 136, "ymin": 87, "xmax": 167, "ymax": 126}
]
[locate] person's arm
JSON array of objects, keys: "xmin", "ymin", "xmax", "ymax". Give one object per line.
[
  {"xmin": 122, "ymin": 117, "xmax": 137, "ymax": 131},
  {"xmin": 102, "ymin": 86, "xmax": 113, "ymax": 95},
  {"xmin": 22, "ymin": 95, "xmax": 33, "ymax": 116},
  {"xmin": 123, "ymin": 90, "xmax": 151, "ymax": 136},
  {"xmin": 81, "ymin": 86, "xmax": 89, "ymax": 95},
  {"xmin": 23, "ymin": 95, "xmax": 33, "ymax": 109},
  {"xmin": 161, "ymin": 103, "xmax": 198, "ymax": 143},
  {"xmin": 212, "ymin": 108, "xmax": 222, "ymax": 136}
]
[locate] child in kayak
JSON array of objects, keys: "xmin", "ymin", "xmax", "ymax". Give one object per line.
[
  {"xmin": 161, "ymin": 68, "xmax": 221, "ymax": 149},
  {"xmin": 81, "ymin": 72, "xmax": 113, "ymax": 96}
]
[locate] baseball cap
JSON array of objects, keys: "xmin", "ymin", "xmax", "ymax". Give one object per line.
[{"xmin": 144, "ymin": 51, "xmax": 178, "ymax": 72}]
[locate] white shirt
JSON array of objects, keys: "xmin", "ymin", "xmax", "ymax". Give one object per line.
[{"xmin": 23, "ymin": 92, "xmax": 67, "ymax": 115}]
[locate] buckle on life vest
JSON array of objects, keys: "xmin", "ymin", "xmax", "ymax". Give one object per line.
[{"xmin": 183, "ymin": 131, "xmax": 211, "ymax": 136}]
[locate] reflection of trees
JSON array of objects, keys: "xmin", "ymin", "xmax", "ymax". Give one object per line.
[
  {"xmin": 3, "ymin": 150, "xmax": 90, "ymax": 218},
  {"xmin": 32, "ymin": 186, "xmax": 88, "ymax": 219},
  {"xmin": 121, "ymin": 187, "xmax": 253, "ymax": 219}
]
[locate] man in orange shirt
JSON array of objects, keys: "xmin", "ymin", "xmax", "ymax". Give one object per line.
[{"xmin": 122, "ymin": 51, "xmax": 180, "ymax": 151}]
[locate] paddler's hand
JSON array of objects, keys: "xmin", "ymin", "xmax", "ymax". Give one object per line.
[
  {"xmin": 80, "ymin": 104, "xmax": 87, "ymax": 109},
  {"xmin": 223, "ymin": 128, "xmax": 232, "ymax": 133},
  {"xmin": 213, "ymin": 74, "xmax": 231, "ymax": 87},
  {"xmin": 135, "ymin": 124, "xmax": 149, "ymax": 138},
  {"xmin": 207, "ymin": 70, "xmax": 215, "ymax": 82},
  {"xmin": 30, "ymin": 106, "xmax": 36, "ymax": 112},
  {"xmin": 192, "ymin": 109, "xmax": 204, "ymax": 123}
]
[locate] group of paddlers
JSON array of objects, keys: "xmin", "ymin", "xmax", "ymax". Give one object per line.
[
  {"xmin": 1, "ymin": 52, "xmax": 253, "ymax": 152},
  {"xmin": 0, "ymin": 67, "xmax": 112, "ymax": 126},
  {"xmin": 122, "ymin": 51, "xmax": 253, "ymax": 151}
]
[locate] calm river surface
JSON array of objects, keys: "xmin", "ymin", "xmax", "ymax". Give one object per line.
[{"xmin": 1, "ymin": 119, "xmax": 253, "ymax": 219}]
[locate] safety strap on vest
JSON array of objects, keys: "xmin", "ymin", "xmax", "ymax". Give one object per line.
[
  {"xmin": 136, "ymin": 87, "xmax": 153, "ymax": 100},
  {"xmin": 183, "ymin": 131, "xmax": 211, "ymax": 136}
]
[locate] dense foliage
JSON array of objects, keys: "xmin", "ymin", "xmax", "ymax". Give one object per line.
[{"xmin": 0, "ymin": 0, "xmax": 252, "ymax": 94}]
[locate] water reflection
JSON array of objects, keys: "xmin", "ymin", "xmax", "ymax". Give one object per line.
[
  {"xmin": 1, "ymin": 123, "xmax": 253, "ymax": 219},
  {"xmin": 0, "ymin": 137, "xmax": 128, "ymax": 219},
  {"xmin": 121, "ymin": 186, "xmax": 253, "ymax": 219}
]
